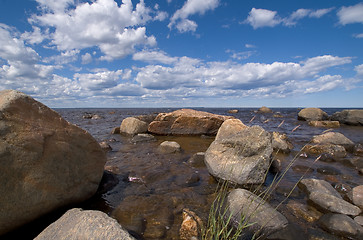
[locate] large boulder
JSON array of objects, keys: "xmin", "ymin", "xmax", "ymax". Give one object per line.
[
  {"xmin": 226, "ymin": 189, "xmax": 288, "ymax": 239},
  {"xmin": 148, "ymin": 109, "xmax": 233, "ymax": 135},
  {"xmin": 331, "ymin": 110, "xmax": 363, "ymax": 126},
  {"xmin": 35, "ymin": 208, "xmax": 136, "ymax": 240},
  {"xmin": 258, "ymin": 106, "xmax": 273, "ymax": 113},
  {"xmin": 318, "ymin": 213, "xmax": 363, "ymax": 239},
  {"xmin": 298, "ymin": 108, "xmax": 328, "ymax": 121},
  {"xmin": 205, "ymin": 124, "xmax": 272, "ymax": 185},
  {"xmin": 120, "ymin": 117, "xmax": 148, "ymax": 135},
  {"xmin": 0, "ymin": 90, "xmax": 106, "ymax": 235},
  {"xmin": 312, "ymin": 131, "xmax": 355, "ymax": 151},
  {"xmin": 215, "ymin": 118, "xmax": 247, "ymax": 141}
]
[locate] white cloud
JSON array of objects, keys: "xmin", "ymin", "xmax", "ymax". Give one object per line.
[
  {"xmin": 245, "ymin": 44, "xmax": 256, "ymax": 49},
  {"xmin": 81, "ymin": 53, "xmax": 92, "ymax": 64},
  {"xmin": 44, "ymin": 49, "xmax": 80, "ymax": 64},
  {"xmin": 30, "ymin": 0, "xmax": 161, "ymax": 60},
  {"xmin": 355, "ymin": 64, "xmax": 363, "ymax": 76},
  {"xmin": 132, "ymin": 50, "xmax": 178, "ymax": 64},
  {"xmin": 355, "ymin": 33, "xmax": 363, "ymax": 38},
  {"xmin": 338, "ymin": 3, "xmax": 363, "ymax": 25},
  {"xmin": 169, "ymin": 0, "xmax": 219, "ymax": 32},
  {"xmin": 226, "ymin": 49, "xmax": 255, "ymax": 60},
  {"xmin": 245, "ymin": 8, "xmax": 281, "ymax": 29},
  {"xmin": 21, "ymin": 26, "xmax": 48, "ymax": 45},
  {"xmin": 245, "ymin": 7, "xmax": 333, "ymax": 28}
]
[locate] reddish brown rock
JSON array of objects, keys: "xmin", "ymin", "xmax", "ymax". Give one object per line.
[
  {"xmin": 179, "ymin": 209, "xmax": 203, "ymax": 240},
  {"xmin": 308, "ymin": 121, "xmax": 340, "ymax": 128},
  {"xmin": 148, "ymin": 109, "xmax": 233, "ymax": 135},
  {"xmin": 0, "ymin": 90, "xmax": 106, "ymax": 235}
]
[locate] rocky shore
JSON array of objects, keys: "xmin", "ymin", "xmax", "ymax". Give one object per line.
[{"xmin": 1, "ymin": 91, "xmax": 363, "ymax": 239}]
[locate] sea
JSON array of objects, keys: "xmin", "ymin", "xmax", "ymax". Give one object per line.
[{"xmin": 3, "ymin": 108, "xmax": 363, "ymax": 240}]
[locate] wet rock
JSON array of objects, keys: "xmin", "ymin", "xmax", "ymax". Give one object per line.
[
  {"xmin": 176, "ymin": 173, "xmax": 200, "ymax": 187},
  {"xmin": 354, "ymin": 144, "xmax": 363, "ymax": 156},
  {"xmin": 307, "ymin": 228, "xmax": 340, "ymax": 240},
  {"xmin": 120, "ymin": 117, "xmax": 148, "ymax": 135},
  {"xmin": 354, "ymin": 216, "xmax": 363, "ymax": 226},
  {"xmin": 312, "ymin": 132, "xmax": 355, "ymax": 151},
  {"xmin": 99, "ymin": 141, "xmax": 112, "ymax": 151},
  {"xmin": 0, "ymin": 90, "xmax": 106, "ymax": 235},
  {"xmin": 271, "ymin": 132, "xmax": 293, "ymax": 153},
  {"xmin": 333, "ymin": 183, "xmax": 352, "ymax": 196},
  {"xmin": 298, "ymin": 179, "xmax": 342, "ymax": 199},
  {"xmin": 317, "ymin": 166, "xmax": 341, "ymax": 175},
  {"xmin": 331, "ymin": 109, "xmax": 363, "ymax": 126},
  {"xmin": 298, "ymin": 108, "xmax": 328, "ymax": 121},
  {"xmin": 267, "ymin": 223, "xmax": 308, "ymax": 240},
  {"xmin": 309, "ymin": 192, "xmax": 361, "ymax": 216},
  {"xmin": 286, "ymin": 200, "xmax": 322, "ymax": 223},
  {"xmin": 130, "ymin": 133, "xmax": 156, "ymax": 143},
  {"xmin": 215, "ymin": 119, "xmax": 247, "ymax": 141},
  {"xmin": 318, "ymin": 213, "xmax": 363, "ymax": 239},
  {"xmin": 270, "ymin": 158, "xmax": 282, "ymax": 173},
  {"xmin": 111, "ymin": 126, "xmax": 120, "ymax": 134},
  {"xmin": 97, "ymin": 170, "xmax": 119, "ymax": 194},
  {"xmin": 187, "ymin": 152, "xmax": 206, "ymax": 168},
  {"xmin": 303, "ymin": 144, "xmax": 347, "ymax": 160},
  {"xmin": 205, "ymin": 125, "xmax": 272, "ymax": 185},
  {"xmin": 308, "ymin": 121, "xmax": 340, "ymax": 128},
  {"xmin": 159, "ymin": 141, "xmax": 181, "ymax": 154},
  {"xmin": 179, "ymin": 209, "xmax": 203, "ymax": 240},
  {"xmin": 228, "ymin": 109, "xmax": 239, "ymax": 114},
  {"xmin": 226, "ymin": 189, "xmax": 288, "ymax": 239},
  {"xmin": 348, "ymin": 185, "xmax": 363, "ymax": 209},
  {"xmin": 148, "ymin": 109, "xmax": 233, "ymax": 136},
  {"xmin": 35, "ymin": 208, "xmax": 135, "ymax": 240},
  {"xmin": 258, "ymin": 106, "xmax": 273, "ymax": 113}
]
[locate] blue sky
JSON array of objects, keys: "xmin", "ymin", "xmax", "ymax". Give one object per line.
[{"xmin": 0, "ymin": 0, "xmax": 362, "ymax": 108}]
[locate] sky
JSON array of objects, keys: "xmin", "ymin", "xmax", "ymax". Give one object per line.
[{"xmin": 0, "ymin": 0, "xmax": 362, "ymax": 108}]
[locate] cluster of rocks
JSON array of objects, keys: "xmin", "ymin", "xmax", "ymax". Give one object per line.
[
  {"xmin": 298, "ymin": 179, "xmax": 363, "ymax": 239},
  {"xmin": 298, "ymin": 107, "xmax": 363, "ymax": 126}
]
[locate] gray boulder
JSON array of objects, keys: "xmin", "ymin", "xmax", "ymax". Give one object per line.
[
  {"xmin": 309, "ymin": 192, "xmax": 361, "ymax": 216},
  {"xmin": 312, "ymin": 131, "xmax": 355, "ymax": 151},
  {"xmin": 298, "ymin": 179, "xmax": 342, "ymax": 199},
  {"xmin": 226, "ymin": 189, "xmax": 288, "ymax": 239},
  {"xmin": 348, "ymin": 185, "xmax": 363, "ymax": 209},
  {"xmin": 331, "ymin": 110, "xmax": 363, "ymax": 126},
  {"xmin": 205, "ymin": 125, "xmax": 272, "ymax": 185},
  {"xmin": 0, "ymin": 90, "xmax": 106, "ymax": 235},
  {"xmin": 215, "ymin": 118, "xmax": 247, "ymax": 141},
  {"xmin": 298, "ymin": 108, "xmax": 328, "ymax": 121},
  {"xmin": 35, "ymin": 208, "xmax": 136, "ymax": 240},
  {"xmin": 120, "ymin": 117, "xmax": 148, "ymax": 135},
  {"xmin": 318, "ymin": 213, "xmax": 363, "ymax": 239}
]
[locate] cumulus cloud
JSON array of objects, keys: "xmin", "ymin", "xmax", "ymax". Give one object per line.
[
  {"xmin": 337, "ymin": 3, "xmax": 363, "ymax": 25},
  {"xmin": 30, "ymin": 0, "xmax": 162, "ymax": 60},
  {"xmin": 81, "ymin": 53, "xmax": 92, "ymax": 64},
  {"xmin": 133, "ymin": 50, "xmax": 178, "ymax": 64},
  {"xmin": 245, "ymin": 7, "xmax": 333, "ymax": 29},
  {"xmin": 355, "ymin": 64, "xmax": 363, "ymax": 76},
  {"xmin": 169, "ymin": 0, "xmax": 219, "ymax": 32}
]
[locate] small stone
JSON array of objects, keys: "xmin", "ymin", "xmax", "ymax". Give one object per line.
[
  {"xmin": 353, "ymin": 144, "xmax": 363, "ymax": 156},
  {"xmin": 354, "ymin": 216, "xmax": 363, "ymax": 226},
  {"xmin": 348, "ymin": 185, "xmax": 363, "ymax": 209},
  {"xmin": 111, "ymin": 127, "xmax": 120, "ymax": 134},
  {"xmin": 99, "ymin": 141, "xmax": 112, "ymax": 151},
  {"xmin": 286, "ymin": 200, "xmax": 322, "ymax": 223},
  {"xmin": 228, "ymin": 109, "xmax": 239, "ymax": 114},
  {"xmin": 187, "ymin": 152, "xmax": 206, "ymax": 168},
  {"xmin": 159, "ymin": 141, "xmax": 181, "ymax": 153},
  {"xmin": 179, "ymin": 209, "xmax": 203, "ymax": 240},
  {"xmin": 130, "ymin": 133, "xmax": 156, "ymax": 143}
]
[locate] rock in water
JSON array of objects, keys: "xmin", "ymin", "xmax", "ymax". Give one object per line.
[
  {"xmin": 0, "ymin": 90, "xmax": 106, "ymax": 235},
  {"xmin": 35, "ymin": 208, "xmax": 136, "ymax": 240},
  {"xmin": 318, "ymin": 213, "xmax": 363, "ymax": 239},
  {"xmin": 298, "ymin": 108, "xmax": 328, "ymax": 121},
  {"xmin": 148, "ymin": 109, "xmax": 233, "ymax": 135},
  {"xmin": 258, "ymin": 106, "xmax": 273, "ymax": 113},
  {"xmin": 331, "ymin": 109, "xmax": 363, "ymax": 126},
  {"xmin": 205, "ymin": 124, "xmax": 272, "ymax": 185},
  {"xmin": 226, "ymin": 189, "xmax": 288, "ymax": 239},
  {"xmin": 179, "ymin": 209, "xmax": 203, "ymax": 240},
  {"xmin": 120, "ymin": 117, "xmax": 148, "ymax": 135},
  {"xmin": 311, "ymin": 131, "xmax": 355, "ymax": 151}
]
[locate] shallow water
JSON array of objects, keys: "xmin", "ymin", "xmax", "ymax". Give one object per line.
[{"xmin": 36, "ymin": 108, "xmax": 363, "ymax": 239}]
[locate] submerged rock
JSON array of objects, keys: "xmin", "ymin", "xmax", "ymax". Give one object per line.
[
  {"xmin": 205, "ymin": 125, "xmax": 272, "ymax": 185},
  {"xmin": 331, "ymin": 109, "xmax": 363, "ymax": 126},
  {"xmin": 0, "ymin": 90, "xmax": 106, "ymax": 235},
  {"xmin": 120, "ymin": 117, "xmax": 148, "ymax": 135},
  {"xmin": 35, "ymin": 208, "xmax": 135, "ymax": 240},
  {"xmin": 130, "ymin": 133, "xmax": 156, "ymax": 143},
  {"xmin": 226, "ymin": 189, "xmax": 288, "ymax": 239},
  {"xmin": 298, "ymin": 108, "xmax": 328, "ymax": 121},
  {"xmin": 303, "ymin": 144, "xmax": 346, "ymax": 160},
  {"xmin": 148, "ymin": 109, "xmax": 233, "ymax": 136}
]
